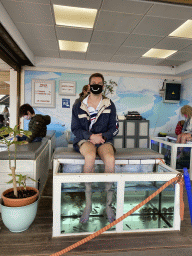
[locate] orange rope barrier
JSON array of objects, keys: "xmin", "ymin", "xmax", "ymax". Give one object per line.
[
  {"xmin": 156, "ymin": 158, "xmax": 165, "ymax": 164},
  {"xmin": 50, "ymin": 175, "xmax": 181, "ymax": 256},
  {"xmin": 179, "ymin": 177, "xmax": 184, "ymax": 221}
]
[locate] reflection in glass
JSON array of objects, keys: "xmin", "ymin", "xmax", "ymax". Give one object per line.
[
  {"xmin": 61, "ymin": 182, "xmax": 117, "ymax": 234},
  {"xmin": 123, "ymin": 181, "xmax": 175, "ymax": 231}
]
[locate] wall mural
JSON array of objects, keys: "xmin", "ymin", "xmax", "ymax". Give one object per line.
[{"xmin": 24, "ymin": 70, "xmax": 190, "ymax": 147}]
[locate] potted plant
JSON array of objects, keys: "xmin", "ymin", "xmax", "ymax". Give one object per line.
[{"xmin": 0, "ymin": 125, "xmax": 39, "ymax": 232}]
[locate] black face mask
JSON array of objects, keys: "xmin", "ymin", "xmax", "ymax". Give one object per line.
[{"xmin": 90, "ymin": 84, "xmax": 103, "ymax": 94}]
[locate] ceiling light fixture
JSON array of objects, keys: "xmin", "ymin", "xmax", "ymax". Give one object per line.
[
  {"xmin": 59, "ymin": 40, "xmax": 88, "ymax": 52},
  {"xmin": 169, "ymin": 20, "xmax": 192, "ymax": 39},
  {"xmin": 53, "ymin": 5, "xmax": 97, "ymax": 29},
  {"xmin": 142, "ymin": 48, "xmax": 177, "ymax": 59}
]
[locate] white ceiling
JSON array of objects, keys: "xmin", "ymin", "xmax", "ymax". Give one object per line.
[
  {"xmin": 1, "ymin": 0, "xmax": 192, "ymax": 68},
  {"xmin": 0, "ymin": 58, "xmax": 11, "ymax": 71}
]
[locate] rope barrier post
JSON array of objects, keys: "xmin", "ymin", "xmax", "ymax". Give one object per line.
[{"xmin": 183, "ymin": 167, "xmax": 192, "ymax": 225}]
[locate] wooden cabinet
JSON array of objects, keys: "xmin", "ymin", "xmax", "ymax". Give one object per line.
[{"xmin": 114, "ymin": 120, "xmax": 149, "ymax": 149}]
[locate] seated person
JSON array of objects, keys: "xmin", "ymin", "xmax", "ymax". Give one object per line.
[
  {"xmin": 73, "ymin": 84, "xmax": 90, "ymax": 106},
  {"xmin": 71, "ymin": 73, "xmax": 119, "ymax": 224},
  {"xmin": 0, "ymin": 114, "xmax": 9, "ymax": 140},
  {"xmin": 0, "ymin": 114, "xmax": 5, "ymax": 129},
  {"xmin": 175, "ymin": 120, "xmax": 185, "ymax": 135},
  {"xmin": 176, "ymin": 105, "xmax": 192, "ymax": 144},
  {"xmin": 18, "ymin": 104, "xmax": 51, "ymax": 143}
]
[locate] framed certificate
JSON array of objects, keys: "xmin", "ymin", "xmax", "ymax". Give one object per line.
[
  {"xmin": 59, "ymin": 81, "xmax": 76, "ymax": 96},
  {"xmin": 31, "ymin": 79, "xmax": 56, "ymax": 108}
]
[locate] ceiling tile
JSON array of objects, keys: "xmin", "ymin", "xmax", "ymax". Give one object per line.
[
  {"xmin": 154, "ymin": 37, "xmax": 192, "ymax": 50},
  {"xmin": 181, "ymin": 44, "xmax": 192, "ymax": 52},
  {"xmin": 95, "ymin": 11, "xmax": 142, "ymax": 33},
  {"xmin": 111, "ymin": 55, "xmax": 138, "ymax": 64},
  {"xmin": 10, "ymin": 0, "xmax": 50, "ymax": 3},
  {"xmin": 60, "ymin": 51, "xmax": 86, "ymax": 60},
  {"xmin": 134, "ymin": 57, "xmax": 163, "ymax": 66},
  {"xmin": 167, "ymin": 51, "xmax": 192, "ymax": 61},
  {"xmin": 1, "ymin": 0, "xmax": 54, "ymax": 25},
  {"xmin": 146, "ymin": 3, "xmax": 192, "ymax": 19},
  {"xmin": 101, "ymin": 0, "xmax": 152, "ymax": 15},
  {"xmin": 91, "ymin": 31, "xmax": 128, "ymax": 46},
  {"xmin": 133, "ymin": 16, "xmax": 185, "ymax": 37},
  {"xmin": 122, "ymin": 34, "xmax": 163, "ymax": 48},
  {"xmin": 26, "ymin": 39, "xmax": 59, "ymax": 52},
  {"xmin": 51, "ymin": 0, "xmax": 102, "ymax": 9},
  {"xmin": 158, "ymin": 59, "xmax": 186, "ymax": 66},
  {"xmin": 87, "ymin": 43, "xmax": 119, "ymax": 54},
  {"xmin": 56, "ymin": 26, "xmax": 92, "ymax": 42},
  {"xmin": 15, "ymin": 23, "xmax": 56, "ymax": 41},
  {"xmin": 86, "ymin": 53, "xmax": 113, "ymax": 62},
  {"xmin": 33, "ymin": 49, "xmax": 60, "ymax": 57},
  {"xmin": 115, "ymin": 46, "xmax": 149, "ymax": 57}
]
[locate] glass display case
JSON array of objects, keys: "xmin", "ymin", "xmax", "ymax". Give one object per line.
[
  {"xmin": 150, "ymin": 136, "xmax": 192, "ymax": 179},
  {"xmin": 53, "ymin": 160, "xmax": 180, "ymax": 237}
]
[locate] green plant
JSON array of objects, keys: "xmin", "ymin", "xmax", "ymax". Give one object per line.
[
  {"xmin": 7, "ymin": 174, "xmax": 36, "ymax": 190},
  {"xmin": 0, "ymin": 125, "xmax": 32, "ymax": 197},
  {"xmin": 103, "ymin": 79, "xmax": 118, "ymax": 97}
]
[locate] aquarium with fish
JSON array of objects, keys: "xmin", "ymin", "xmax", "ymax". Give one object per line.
[
  {"xmin": 150, "ymin": 136, "xmax": 192, "ymax": 178},
  {"xmin": 52, "ymin": 160, "xmax": 181, "ymax": 237}
]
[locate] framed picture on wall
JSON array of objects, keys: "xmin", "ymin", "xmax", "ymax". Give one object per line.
[
  {"xmin": 59, "ymin": 81, "xmax": 76, "ymax": 96},
  {"xmin": 31, "ymin": 79, "xmax": 56, "ymax": 108}
]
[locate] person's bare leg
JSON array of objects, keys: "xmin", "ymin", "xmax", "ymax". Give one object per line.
[
  {"xmin": 79, "ymin": 142, "xmax": 96, "ymax": 223},
  {"xmin": 176, "ymin": 134, "xmax": 182, "ymax": 143},
  {"xmin": 98, "ymin": 143, "xmax": 115, "ymax": 173},
  {"xmin": 98, "ymin": 144, "xmax": 115, "ymax": 223},
  {"xmin": 177, "ymin": 134, "xmax": 191, "ymax": 159},
  {"xmin": 80, "ymin": 142, "xmax": 96, "ymax": 174},
  {"xmin": 181, "ymin": 133, "xmax": 191, "ymax": 144}
]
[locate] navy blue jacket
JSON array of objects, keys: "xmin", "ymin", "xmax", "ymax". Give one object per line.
[{"xmin": 71, "ymin": 97, "xmax": 119, "ymax": 152}]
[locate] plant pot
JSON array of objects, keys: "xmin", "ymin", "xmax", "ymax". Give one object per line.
[
  {"xmin": 1, "ymin": 186, "xmax": 39, "ymax": 207},
  {"xmin": 1, "ymin": 198, "xmax": 39, "ymax": 232}
]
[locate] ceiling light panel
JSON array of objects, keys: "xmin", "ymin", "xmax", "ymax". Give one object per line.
[
  {"xmin": 53, "ymin": 5, "xmax": 97, "ymax": 28},
  {"xmin": 59, "ymin": 40, "xmax": 88, "ymax": 52},
  {"xmin": 142, "ymin": 48, "xmax": 177, "ymax": 59},
  {"xmin": 169, "ymin": 20, "xmax": 192, "ymax": 39}
]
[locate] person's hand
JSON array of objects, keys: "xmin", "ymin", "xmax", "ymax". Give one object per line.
[{"xmin": 89, "ymin": 134, "xmax": 105, "ymax": 144}]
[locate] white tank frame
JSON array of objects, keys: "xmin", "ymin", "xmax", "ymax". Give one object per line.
[
  {"xmin": 52, "ymin": 159, "xmax": 180, "ymax": 237},
  {"xmin": 150, "ymin": 136, "xmax": 192, "ymax": 180}
]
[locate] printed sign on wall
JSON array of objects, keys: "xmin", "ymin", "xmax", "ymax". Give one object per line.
[
  {"xmin": 31, "ymin": 79, "xmax": 56, "ymax": 108},
  {"xmin": 62, "ymin": 99, "xmax": 70, "ymax": 108},
  {"xmin": 59, "ymin": 81, "xmax": 76, "ymax": 95}
]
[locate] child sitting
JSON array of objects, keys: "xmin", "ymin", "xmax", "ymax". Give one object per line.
[
  {"xmin": 0, "ymin": 114, "xmax": 5, "ymax": 129},
  {"xmin": 18, "ymin": 104, "xmax": 51, "ymax": 143},
  {"xmin": 175, "ymin": 120, "xmax": 185, "ymax": 135}
]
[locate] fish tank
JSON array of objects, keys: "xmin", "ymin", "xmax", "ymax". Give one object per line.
[
  {"xmin": 150, "ymin": 136, "xmax": 192, "ymax": 175},
  {"xmin": 53, "ymin": 162, "xmax": 180, "ymax": 237}
]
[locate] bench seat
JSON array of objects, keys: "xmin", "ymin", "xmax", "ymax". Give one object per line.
[{"xmin": 53, "ymin": 147, "xmax": 164, "ymax": 161}]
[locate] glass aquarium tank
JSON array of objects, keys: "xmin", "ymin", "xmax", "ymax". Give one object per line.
[
  {"xmin": 151, "ymin": 136, "xmax": 192, "ymax": 171},
  {"xmin": 53, "ymin": 162, "xmax": 180, "ymax": 237}
]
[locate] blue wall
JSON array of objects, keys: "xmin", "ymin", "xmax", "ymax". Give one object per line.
[{"xmin": 24, "ymin": 70, "xmax": 189, "ymax": 147}]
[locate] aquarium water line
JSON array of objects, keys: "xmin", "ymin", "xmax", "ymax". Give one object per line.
[{"xmin": 50, "ymin": 173, "xmax": 184, "ymax": 256}]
